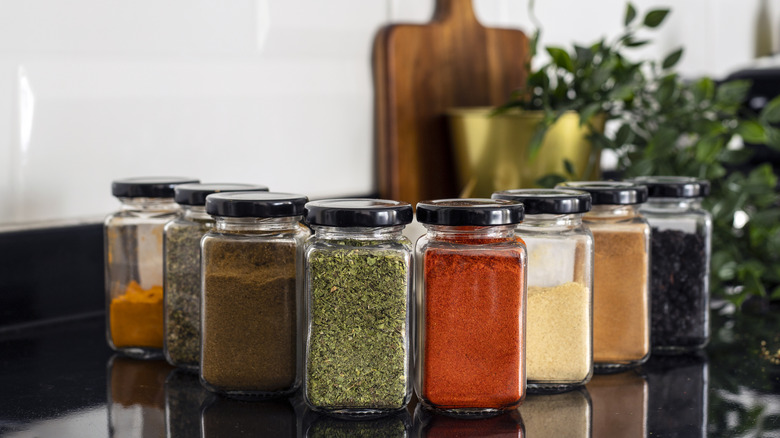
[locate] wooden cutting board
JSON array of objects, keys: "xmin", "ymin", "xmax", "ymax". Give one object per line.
[{"xmin": 373, "ymin": 0, "xmax": 529, "ymax": 206}]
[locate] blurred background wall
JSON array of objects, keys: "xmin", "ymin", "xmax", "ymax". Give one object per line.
[{"xmin": 0, "ymin": 0, "xmax": 776, "ymax": 225}]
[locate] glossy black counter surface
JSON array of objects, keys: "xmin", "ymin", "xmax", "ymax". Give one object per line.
[{"xmin": 1, "ymin": 305, "xmax": 779, "ymax": 437}]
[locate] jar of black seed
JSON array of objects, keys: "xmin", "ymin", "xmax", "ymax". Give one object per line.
[{"xmin": 632, "ymin": 176, "xmax": 712, "ymax": 353}]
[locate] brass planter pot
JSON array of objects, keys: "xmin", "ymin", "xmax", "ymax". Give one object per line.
[{"xmin": 448, "ymin": 108, "xmax": 605, "ymax": 198}]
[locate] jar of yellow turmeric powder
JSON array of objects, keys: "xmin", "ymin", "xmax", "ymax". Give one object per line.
[
  {"xmin": 557, "ymin": 181, "xmax": 650, "ymax": 372},
  {"xmin": 105, "ymin": 177, "xmax": 198, "ymax": 359}
]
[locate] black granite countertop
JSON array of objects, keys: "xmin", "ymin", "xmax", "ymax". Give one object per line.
[{"xmin": 0, "ymin": 301, "xmax": 779, "ymax": 437}]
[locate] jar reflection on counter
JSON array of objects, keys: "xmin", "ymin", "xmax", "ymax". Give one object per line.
[
  {"xmin": 520, "ymin": 388, "xmax": 591, "ymax": 438},
  {"xmin": 199, "ymin": 192, "xmax": 310, "ymax": 398},
  {"xmin": 414, "ymin": 404, "xmax": 525, "ymax": 437},
  {"xmin": 493, "ymin": 189, "xmax": 594, "ymax": 393},
  {"xmin": 107, "ymin": 355, "xmax": 173, "ymax": 438},
  {"xmin": 587, "ymin": 369, "xmax": 648, "ymax": 437},
  {"xmin": 200, "ymin": 394, "xmax": 297, "ymax": 438},
  {"xmin": 164, "ymin": 369, "xmax": 209, "ymax": 438},
  {"xmin": 415, "ymin": 199, "xmax": 527, "ymax": 415},
  {"xmin": 644, "ymin": 353, "xmax": 708, "ymax": 437},
  {"xmin": 632, "ymin": 176, "xmax": 712, "ymax": 353},
  {"xmin": 558, "ymin": 181, "xmax": 651, "ymax": 372},
  {"xmin": 163, "ymin": 183, "xmax": 268, "ymax": 371},
  {"xmin": 105, "ymin": 177, "xmax": 198, "ymax": 360}
]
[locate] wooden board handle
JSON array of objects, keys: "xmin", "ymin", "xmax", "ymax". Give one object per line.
[{"xmin": 433, "ymin": 0, "xmax": 480, "ymax": 27}]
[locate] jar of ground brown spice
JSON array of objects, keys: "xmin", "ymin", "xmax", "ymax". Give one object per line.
[
  {"xmin": 200, "ymin": 192, "xmax": 310, "ymax": 398},
  {"xmin": 492, "ymin": 189, "xmax": 594, "ymax": 393},
  {"xmin": 415, "ymin": 199, "xmax": 527, "ymax": 415},
  {"xmin": 557, "ymin": 181, "xmax": 650, "ymax": 372}
]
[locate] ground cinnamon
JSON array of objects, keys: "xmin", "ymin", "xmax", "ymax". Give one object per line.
[{"xmin": 592, "ymin": 229, "xmax": 650, "ymax": 364}]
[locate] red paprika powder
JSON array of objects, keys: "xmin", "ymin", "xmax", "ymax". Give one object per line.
[{"xmin": 415, "ymin": 199, "xmax": 527, "ymax": 414}]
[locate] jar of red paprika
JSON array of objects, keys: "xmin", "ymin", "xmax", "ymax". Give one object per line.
[{"xmin": 415, "ymin": 199, "xmax": 527, "ymax": 415}]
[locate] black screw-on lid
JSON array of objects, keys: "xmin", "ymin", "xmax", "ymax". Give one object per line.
[
  {"xmin": 491, "ymin": 189, "xmax": 592, "ymax": 214},
  {"xmin": 174, "ymin": 183, "xmax": 269, "ymax": 206},
  {"xmin": 305, "ymin": 199, "xmax": 413, "ymax": 227},
  {"xmin": 416, "ymin": 199, "xmax": 524, "ymax": 226},
  {"xmin": 112, "ymin": 177, "xmax": 200, "ymax": 198},
  {"xmin": 556, "ymin": 181, "xmax": 648, "ymax": 205},
  {"xmin": 629, "ymin": 176, "xmax": 710, "ymax": 198},
  {"xmin": 205, "ymin": 192, "xmax": 308, "ymax": 218}
]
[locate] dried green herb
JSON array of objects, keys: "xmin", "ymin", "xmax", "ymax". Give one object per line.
[
  {"xmin": 164, "ymin": 217, "xmax": 211, "ymax": 368},
  {"xmin": 306, "ymin": 240, "xmax": 409, "ymax": 410},
  {"xmin": 307, "ymin": 411, "xmax": 409, "ymax": 437}
]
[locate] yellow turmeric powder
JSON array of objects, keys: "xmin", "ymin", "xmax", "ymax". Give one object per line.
[{"xmin": 110, "ymin": 281, "xmax": 164, "ymax": 348}]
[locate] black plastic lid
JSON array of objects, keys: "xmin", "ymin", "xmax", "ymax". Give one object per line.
[
  {"xmin": 629, "ymin": 176, "xmax": 710, "ymax": 198},
  {"xmin": 491, "ymin": 189, "xmax": 592, "ymax": 214},
  {"xmin": 416, "ymin": 199, "xmax": 524, "ymax": 226},
  {"xmin": 174, "ymin": 183, "xmax": 269, "ymax": 206},
  {"xmin": 112, "ymin": 177, "xmax": 199, "ymax": 198},
  {"xmin": 205, "ymin": 192, "xmax": 308, "ymax": 218},
  {"xmin": 556, "ymin": 181, "xmax": 648, "ymax": 205},
  {"xmin": 305, "ymin": 199, "xmax": 413, "ymax": 227}
]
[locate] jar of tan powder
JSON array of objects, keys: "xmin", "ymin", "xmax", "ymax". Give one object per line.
[
  {"xmin": 492, "ymin": 188, "xmax": 594, "ymax": 393},
  {"xmin": 557, "ymin": 181, "xmax": 650, "ymax": 372}
]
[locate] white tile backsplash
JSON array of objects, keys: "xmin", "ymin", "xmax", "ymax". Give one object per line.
[{"xmin": 0, "ymin": 0, "xmax": 776, "ymax": 224}]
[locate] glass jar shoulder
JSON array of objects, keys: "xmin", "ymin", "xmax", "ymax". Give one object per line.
[
  {"xmin": 516, "ymin": 223, "xmax": 593, "ymax": 244},
  {"xmin": 583, "ymin": 214, "xmax": 649, "ymax": 235},
  {"xmin": 305, "ymin": 236, "xmax": 413, "ymax": 268},
  {"xmin": 105, "ymin": 209, "xmax": 180, "ymax": 227},
  {"xmin": 415, "ymin": 235, "xmax": 527, "ymax": 261},
  {"xmin": 165, "ymin": 216, "xmax": 213, "ymax": 234},
  {"xmin": 203, "ymin": 225, "xmax": 310, "ymax": 247}
]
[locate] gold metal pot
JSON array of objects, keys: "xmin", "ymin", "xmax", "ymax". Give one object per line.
[{"xmin": 448, "ymin": 108, "xmax": 605, "ymax": 198}]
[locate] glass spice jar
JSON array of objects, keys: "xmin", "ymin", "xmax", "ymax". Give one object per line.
[
  {"xmin": 200, "ymin": 192, "xmax": 310, "ymax": 398},
  {"xmin": 105, "ymin": 177, "xmax": 198, "ymax": 359},
  {"xmin": 415, "ymin": 199, "xmax": 527, "ymax": 415},
  {"xmin": 163, "ymin": 183, "xmax": 268, "ymax": 371},
  {"xmin": 632, "ymin": 176, "xmax": 712, "ymax": 353},
  {"xmin": 303, "ymin": 199, "xmax": 414, "ymax": 416},
  {"xmin": 492, "ymin": 189, "xmax": 594, "ymax": 393},
  {"xmin": 557, "ymin": 181, "xmax": 650, "ymax": 372}
]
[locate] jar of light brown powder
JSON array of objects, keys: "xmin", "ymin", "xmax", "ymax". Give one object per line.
[{"xmin": 557, "ymin": 181, "xmax": 650, "ymax": 372}]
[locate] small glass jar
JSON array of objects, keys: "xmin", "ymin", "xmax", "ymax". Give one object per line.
[
  {"xmin": 163, "ymin": 183, "xmax": 268, "ymax": 371},
  {"xmin": 415, "ymin": 199, "xmax": 527, "ymax": 415},
  {"xmin": 303, "ymin": 199, "xmax": 414, "ymax": 416},
  {"xmin": 492, "ymin": 189, "xmax": 594, "ymax": 392},
  {"xmin": 632, "ymin": 176, "xmax": 712, "ymax": 353},
  {"xmin": 105, "ymin": 177, "xmax": 198, "ymax": 359},
  {"xmin": 200, "ymin": 192, "xmax": 310, "ymax": 398},
  {"xmin": 557, "ymin": 181, "xmax": 650, "ymax": 372}
]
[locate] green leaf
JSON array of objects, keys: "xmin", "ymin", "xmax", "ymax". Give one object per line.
[
  {"xmin": 695, "ymin": 136, "xmax": 724, "ymax": 163},
  {"xmin": 692, "ymin": 77, "xmax": 715, "ymax": 102},
  {"xmin": 528, "ymin": 124, "xmax": 549, "ymax": 160},
  {"xmin": 546, "ymin": 47, "xmax": 574, "ymax": 72},
  {"xmin": 643, "ymin": 9, "xmax": 670, "ymax": 28},
  {"xmin": 535, "ymin": 173, "xmax": 567, "ymax": 188},
  {"xmin": 771, "ymin": 286, "xmax": 780, "ymax": 300},
  {"xmin": 662, "ymin": 48, "xmax": 684, "ymax": 69},
  {"xmin": 624, "ymin": 38, "xmax": 650, "ymax": 48},
  {"xmin": 766, "ymin": 127, "xmax": 780, "ymax": 150},
  {"xmin": 574, "ymin": 45, "xmax": 593, "ymax": 66},
  {"xmin": 625, "ymin": 3, "xmax": 637, "ymax": 26},
  {"xmin": 563, "ymin": 159, "xmax": 576, "ymax": 177},
  {"xmin": 579, "ymin": 103, "xmax": 602, "ymax": 126},
  {"xmin": 530, "ymin": 29, "xmax": 540, "ymax": 58},
  {"xmin": 716, "ymin": 80, "xmax": 751, "ymax": 107},
  {"xmin": 759, "ymin": 95, "xmax": 780, "ymax": 124},
  {"xmin": 737, "ymin": 121, "xmax": 767, "ymax": 144},
  {"xmin": 615, "ymin": 124, "xmax": 633, "ymax": 145}
]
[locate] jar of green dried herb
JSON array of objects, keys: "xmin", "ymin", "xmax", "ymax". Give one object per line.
[
  {"xmin": 105, "ymin": 177, "xmax": 199, "ymax": 360},
  {"xmin": 200, "ymin": 192, "xmax": 310, "ymax": 398},
  {"xmin": 163, "ymin": 183, "xmax": 268, "ymax": 371},
  {"xmin": 492, "ymin": 189, "xmax": 594, "ymax": 393},
  {"xmin": 631, "ymin": 176, "xmax": 712, "ymax": 353},
  {"xmin": 303, "ymin": 199, "xmax": 414, "ymax": 416}
]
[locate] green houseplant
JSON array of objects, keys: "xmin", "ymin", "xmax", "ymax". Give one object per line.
[{"xmin": 500, "ymin": 3, "xmax": 780, "ymax": 306}]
